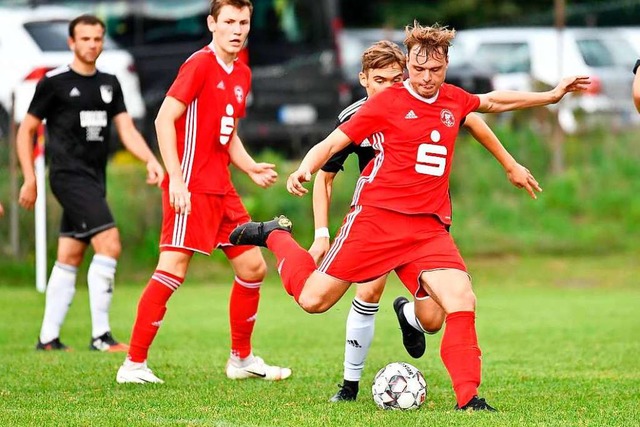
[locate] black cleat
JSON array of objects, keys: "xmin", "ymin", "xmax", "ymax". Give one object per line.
[
  {"xmin": 393, "ymin": 296, "xmax": 426, "ymax": 358},
  {"xmin": 229, "ymin": 215, "xmax": 292, "ymax": 247},
  {"xmin": 90, "ymin": 331, "xmax": 129, "ymax": 352},
  {"xmin": 455, "ymin": 396, "xmax": 497, "ymax": 412},
  {"xmin": 329, "ymin": 382, "xmax": 358, "ymax": 402},
  {"xmin": 36, "ymin": 337, "xmax": 72, "ymax": 351}
]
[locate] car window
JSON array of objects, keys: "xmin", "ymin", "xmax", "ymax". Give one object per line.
[
  {"xmin": 577, "ymin": 37, "xmax": 636, "ymax": 68},
  {"xmin": 477, "ymin": 42, "xmax": 531, "ymax": 73},
  {"xmin": 24, "ymin": 20, "xmax": 116, "ymax": 51}
]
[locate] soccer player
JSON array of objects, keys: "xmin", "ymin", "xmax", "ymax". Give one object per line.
[
  {"xmin": 633, "ymin": 58, "xmax": 640, "ymax": 113},
  {"xmin": 116, "ymin": 0, "xmax": 290, "ymax": 384},
  {"xmin": 318, "ymin": 41, "xmax": 544, "ymax": 402},
  {"xmin": 230, "ymin": 22, "xmax": 590, "ymax": 410},
  {"xmin": 16, "ymin": 15, "xmax": 164, "ymax": 352}
]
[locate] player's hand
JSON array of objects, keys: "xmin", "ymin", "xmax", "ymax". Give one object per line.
[
  {"xmin": 248, "ymin": 162, "xmax": 278, "ymax": 188},
  {"xmin": 308, "ymin": 237, "xmax": 330, "ymax": 265},
  {"xmin": 552, "ymin": 76, "xmax": 591, "ymax": 102},
  {"xmin": 287, "ymin": 169, "xmax": 312, "ymax": 196},
  {"xmin": 169, "ymin": 178, "xmax": 191, "ymax": 215},
  {"xmin": 146, "ymin": 159, "xmax": 165, "ymax": 187},
  {"xmin": 18, "ymin": 179, "xmax": 37, "ymax": 210},
  {"xmin": 0, "ymin": 202, "xmax": 4, "ymax": 218},
  {"xmin": 506, "ymin": 163, "xmax": 542, "ymax": 199}
]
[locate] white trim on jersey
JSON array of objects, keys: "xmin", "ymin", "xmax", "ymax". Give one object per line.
[
  {"xmin": 234, "ymin": 276, "xmax": 263, "ymax": 288},
  {"xmin": 318, "ymin": 205, "xmax": 362, "ymax": 274},
  {"xmin": 208, "ymin": 41, "xmax": 235, "ymax": 74},
  {"xmin": 171, "ymin": 211, "xmax": 188, "ymax": 248},
  {"xmin": 181, "ymin": 99, "xmax": 197, "ymax": 186},
  {"xmin": 350, "ymin": 132, "xmax": 385, "ymax": 206},
  {"xmin": 403, "ymin": 79, "xmax": 439, "ymax": 104},
  {"xmin": 45, "ymin": 65, "xmax": 70, "ymax": 78},
  {"xmin": 338, "ymin": 97, "xmax": 367, "ymax": 123}
]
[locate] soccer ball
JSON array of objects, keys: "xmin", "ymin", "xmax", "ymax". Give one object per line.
[{"xmin": 371, "ymin": 362, "xmax": 427, "ymax": 410}]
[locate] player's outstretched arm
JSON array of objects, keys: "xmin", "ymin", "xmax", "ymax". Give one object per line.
[
  {"xmin": 476, "ymin": 76, "xmax": 591, "ymax": 113},
  {"xmin": 113, "ymin": 112, "xmax": 164, "ymax": 187},
  {"xmin": 16, "ymin": 113, "xmax": 42, "ymax": 210},
  {"xmin": 287, "ymin": 129, "xmax": 351, "ymax": 196},
  {"xmin": 309, "ymin": 170, "xmax": 336, "ymax": 264},
  {"xmin": 228, "ymin": 127, "xmax": 277, "ymax": 189},
  {"xmin": 633, "ymin": 60, "xmax": 640, "ymax": 113},
  {"xmin": 464, "ymin": 113, "xmax": 541, "ymax": 199},
  {"xmin": 156, "ymin": 96, "xmax": 190, "ymax": 215}
]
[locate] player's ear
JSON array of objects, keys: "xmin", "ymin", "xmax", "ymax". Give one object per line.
[
  {"xmin": 67, "ymin": 36, "xmax": 75, "ymax": 51},
  {"xmin": 207, "ymin": 14, "xmax": 216, "ymax": 33},
  {"xmin": 358, "ymin": 71, "xmax": 368, "ymax": 89}
]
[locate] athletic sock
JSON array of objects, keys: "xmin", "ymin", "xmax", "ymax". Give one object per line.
[
  {"xmin": 229, "ymin": 276, "xmax": 261, "ymax": 359},
  {"xmin": 87, "ymin": 254, "xmax": 117, "ymax": 338},
  {"xmin": 127, "ymin": 270, "xmax": 183, "ymax": 363},
  {"xmin": 343, "ymin": 379, "xmax": 359, "ymax": 394},
  {"xmin": 440, "ymin": 311, "xmax": 482, "ymax": 407},
  {"xmin": 344, "ymin": 298, "xmax": 379, "ymax": 381},
  {"xmin": 39, "ymin": 262, "xmax": 77, "ymax": 343},
  {"xmin": 266, "ymin": 230, "xmax": 316, "ymax": 301},
  {"xmin": 402, "ymin": 301, "xmax": 427, "ymax": 333}
]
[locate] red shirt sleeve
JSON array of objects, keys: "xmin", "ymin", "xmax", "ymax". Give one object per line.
[{"xmin": 167, "ymin": 53, "xmax": 207, "ymax": 106}]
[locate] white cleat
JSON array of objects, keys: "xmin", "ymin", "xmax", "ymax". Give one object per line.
[
  {"xmin": 225, "ymin": 356, "xmax": 292, "ymax": 381},
  {"xmin": 116, "ymin": 359, "xmax": 164, "ymax": 384}
]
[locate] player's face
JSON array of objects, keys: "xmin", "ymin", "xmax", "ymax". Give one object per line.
[
  {"xmin": 68, "ymin": 24, "xmax": 104, "ymax": 65},
  {"xmin": 407, "ymin": 46, "xmax": 448, "ymax": 98},
  {"xmin": 359, "ymin": 64, "xmax": 404, "ymax": 98},
  {"xmin": 208, "ymin": 6, "xmax": 251, "ymax": 59}
]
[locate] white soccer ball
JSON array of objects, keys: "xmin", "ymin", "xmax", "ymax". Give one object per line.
[{"xmin": 371, "ymin": 362, "xmax": 427, "ymax": 410}]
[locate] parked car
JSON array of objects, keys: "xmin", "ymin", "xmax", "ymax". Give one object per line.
[
  {"xmin": 0, "ymin": 5, "xmax": 145, "ymax": 141},
  {"xmin": 452, "ymin": 27, "xmax": 638, "ymax": 132},
  {"xmin": 338, "ymin": 28, "xmax": 494, "ymax": 101}
]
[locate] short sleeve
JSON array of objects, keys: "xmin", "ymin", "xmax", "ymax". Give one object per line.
[
  {"xmin": 321, "ymin": 144, "xmax": 355, "ymax": 173},
  {"xmin": 339, "ymin": 95, "xmax": 385, "ymax": 145},
  {"xmin": 27, "ymin": 77, "xmax": 55, "ymax": 120},
  {"xmin": 110, "ymin": 77, "xmax": 127, "ymax": 117},
  {"xmin": 460, "ymin": 91, "xmax": 481, "ymax": 117},
  {"xmin": 167, "ymin": 54, "xmax": 206, "ymax": 106}
]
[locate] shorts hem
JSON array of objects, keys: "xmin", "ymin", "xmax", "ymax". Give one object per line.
[{"xmin": 160, "ymin": 244, "xmax": 209, "ymax": 256}]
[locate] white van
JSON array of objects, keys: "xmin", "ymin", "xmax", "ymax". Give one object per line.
[{"xmin": 452, "ymin": 27, "xmax": 638, "ymax": 131}]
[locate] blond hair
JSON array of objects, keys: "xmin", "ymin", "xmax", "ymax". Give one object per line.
[
  {"xmin": 404, "ymin": 21, "xmax": 455, "ymax": 62},
  {"xmin": 361, "ymin": 40, "xmax": 406, "ymax": 74}
]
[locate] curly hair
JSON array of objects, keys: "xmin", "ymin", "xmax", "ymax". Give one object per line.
[
  {"xmin": 404, "ymin": 21, "xmax": 455, "ymax": 64},
  {"xmin": 361, "ymin": 40, "xmax": 406, "ymax": 74}
]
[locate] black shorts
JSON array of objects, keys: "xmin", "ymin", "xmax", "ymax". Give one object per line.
[{"xmin": 49, "ymin": 174, "xmax": 115, "ymax": 243}]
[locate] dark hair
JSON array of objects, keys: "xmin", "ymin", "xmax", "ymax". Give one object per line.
[
  {"xmin": 68, "ymin": 14, "xmax": 106, "ymax": 38},
  {"xmin": 209, "ymin": 0, "xmax": 253, "ymax": 20}
]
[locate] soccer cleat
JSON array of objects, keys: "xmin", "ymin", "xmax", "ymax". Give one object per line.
[
  {"xmin": 329, "ymin": 383, "xmax": 358, "ymax": 402},
  {"xmin": 393, "ymin": 296, "xmax": 426, "ymax": 358},
  {"xmin": 116, "ymin": 359, "xmax": 164, "ymax": 384},
  {"xmin": 455, "ymin": 396, "xmax": 497, "ymax": 412},
  {"xmin": 225, "ymin": 356, "xmax": 292, "ymax": 381},
  {"xmin": 35, "ymin": 337, "xmax": 72, "ymax": 352},
  {"xmin": 90, "ymin": 331, "xmax": 129, "ymax": 352},
  {"xmin": 229, "ymin": 215, "xmax": 292, "ymax": 247}
]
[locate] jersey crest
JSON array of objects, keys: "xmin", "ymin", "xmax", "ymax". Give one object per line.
[
  {"xmin": 234, "ymin": 85, "xmax": 244, "ymax": 103},
  {"xmin": 440, "ymin": 109, "xmax": 455, "ymax": 127},
  {"xmin": 100, "ymin": 85, "xmax": 113, "ymax": 104}
]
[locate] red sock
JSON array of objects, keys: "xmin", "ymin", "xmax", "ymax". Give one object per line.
[
  {"xmin": 229, "ymin": 276, "xmax": 261, "ymax": 359},
  {"xmin": 127, "ymin": 270, "xmax": 183, "ymax": 363},
  {"xmin": 440, "ymin": 311, "xmax": 482, "ymax": 407},
  {"xmin": 266, "ymin": 230, "xmax": 316, "ymax": 301}
]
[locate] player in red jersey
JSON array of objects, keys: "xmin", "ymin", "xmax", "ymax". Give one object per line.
[
  {"xmin": 116, "ymin": 0, "xmax": 290, "ymax": 384},
  {"xmin": 633, "ymin": 58, "xmax": 640, "ymax": 113},
  {"xmin": 321, "ymin": 40, "xmax": 544, "ymax": 403},
  {"xmin": 230, "ymin": 21, "xmax": 590, "ymax": 409}
]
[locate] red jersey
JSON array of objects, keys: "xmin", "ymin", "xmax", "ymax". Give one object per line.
[
  {"xmin": 339, "ymin": 81, "xmax": 480, "ymax": 224},
  {"xmin": 164, "ymin": 42, "xmax": 251, "ymax": 194}
]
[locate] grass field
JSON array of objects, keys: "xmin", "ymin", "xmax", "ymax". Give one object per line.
[{"xmin": 1, "ymin": 254, "xmax": 639, "ymax": 426}]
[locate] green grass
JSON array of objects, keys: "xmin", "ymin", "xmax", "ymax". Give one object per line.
[{"xmin": 1, "ymin": 254, "xmax": 639, "ymax": 426}]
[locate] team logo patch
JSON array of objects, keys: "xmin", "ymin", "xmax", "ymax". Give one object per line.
[
  {"xmin": 440, "ymin": 109, "xmax": 455, "ymax": 127},
  {"xmin": 100, "ymin": 85, "xmax": 113, "ymax": 104},
  {"xmin": 234, "ymin": 85, "xmax": 244, "ymax": 103}
]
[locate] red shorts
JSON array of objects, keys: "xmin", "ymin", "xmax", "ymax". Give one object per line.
[
  {"xmin": 318, "ymin": 205, "xmax": 466, "ymax": 298},
  {"xmin": 160, "ymin": 187, "xmax": 253, "ymax": 258}
]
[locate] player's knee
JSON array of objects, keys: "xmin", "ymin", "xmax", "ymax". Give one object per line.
[
  {"xmin": 297, "ymin": 294, "xmax": 329, "ymax": 314},
  {"xmin": 240, "ymin": 258, "xmax": 267, "ymax": 281},
  {"xmin": 456, "ymin": 288, "xmax": 476, "ymax": 311},
  {"xmin": 355, "ymin": 287, "xmax": 383, "ymax": 303}
]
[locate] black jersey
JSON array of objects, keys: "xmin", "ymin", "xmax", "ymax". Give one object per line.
[
  {"xmin": 28, "ymin": 66, "xmax": 127, "ymax": 186},
  {"xmin": 321, "ymin": 97, "xmax": 375, "ymax": 174}
]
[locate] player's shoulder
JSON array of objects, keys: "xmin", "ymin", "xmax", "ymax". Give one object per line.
[
  {"xmin": 440, "ymin": 82, "xmax": 473, "ymax": 98},
  {"xmin": 337, "ymin": 97, "xmax": 367, "ymax": 124},
  {"xmin": 43, "ymin": 65, "xmax": 72, "ymax": 81},
  {"xmin": 184, "ymin": 47, "xmax": 212, "ymax": 65}
]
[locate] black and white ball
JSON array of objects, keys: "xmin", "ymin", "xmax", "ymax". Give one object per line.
[{"xmin": 371, "ymin": 362, "xmax": 427, "ymax": 410}]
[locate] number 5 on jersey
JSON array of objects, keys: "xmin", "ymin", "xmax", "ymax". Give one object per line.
[{"xmin": 415, "ymin": 143, "xmax": 447, "ymax": 176}]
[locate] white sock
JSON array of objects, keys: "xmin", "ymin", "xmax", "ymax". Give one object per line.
[
  {"xmin": 229, "ymin": 352, "xmax": 255, "ymax": 367},
  {"xmin": 87, "ymin": 254, "xmax": 117, "ymax": 338},
  {"xmin": 402, "ymin": 301, "xmax": 427, "ymax": 333},
  {"xmin": 343, "ymin": 298, "xmax": 379, "ymax": 382},
  {"xmin": 39, "ymin": 262, "xmax": 77, "ymax": 343}
]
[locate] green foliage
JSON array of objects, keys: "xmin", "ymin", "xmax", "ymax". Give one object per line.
[{"xmin": 0, "ymin": 255, "xmax": 639, "ymax": 426}]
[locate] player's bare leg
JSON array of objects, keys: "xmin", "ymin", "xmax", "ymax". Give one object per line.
[
  {"xmin": 420, "ymin": 269, "xmax": 496, "ymax": 411},
  {"xmin": 393, "ymin": 294, "xmax": 445, "ymax": 358}
]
